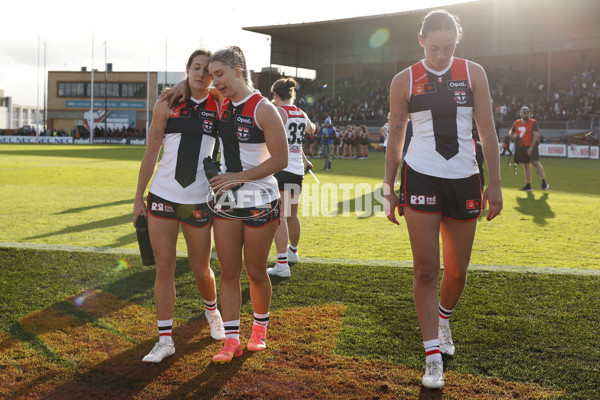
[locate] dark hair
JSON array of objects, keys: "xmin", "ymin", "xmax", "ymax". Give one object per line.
[
  {"xmin": 209, "ymin": 46, "xmax": 252, "ymax": 88},
  {"xmin": 271, "ymin": 77, "xmax": 297, "ymax": 101},
  {"xmin": 420, "ymin": 9, "xmax": 463, "ymax": 43},
  {"xmin": 173, "ymin": 48, "xmax": 213, "ymax": 108}
]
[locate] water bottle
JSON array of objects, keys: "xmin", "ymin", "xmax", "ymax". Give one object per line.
[{"xmin": 135, "ymin": 215, "xmax": 155, "ymax": 266}]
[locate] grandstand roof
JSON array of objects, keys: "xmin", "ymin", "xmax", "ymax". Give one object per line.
[
  {"xmin": 243, "ymin": 9, "xmax": 422, "ymax": 48},
  {"xmin": 244, "ymin": 0, "xmax": 600, "ymax": 74}
]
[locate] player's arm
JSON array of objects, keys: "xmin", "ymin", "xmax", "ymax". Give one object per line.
[
  {"xmin": 385, "ymin": 68, "xmax": 410, "ymax": 224},
  {"xmin": 158, "ymin": 80, "xmax": 187, "ymax": 107},
  {"xmin": 133, "ymin": 100, "xmax": 169, "ymax": 226},
  {"xmin": 470, "ymin": 61, "xmax": 503, "ymax": 221},
  {"xmin": 304, "ymin": 113, "xmax": 315, "ymax": 134}
]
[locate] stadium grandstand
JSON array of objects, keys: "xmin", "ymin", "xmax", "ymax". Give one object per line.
[{"xmin": 244, "ymin": 0, "xmax": 600, "ymax": 143}]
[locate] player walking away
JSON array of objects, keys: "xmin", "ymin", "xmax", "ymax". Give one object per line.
[
  {"xmin": 133, "ymin": 48, "xmax": 225, "ymax": 364},
  {"xmin": 267, "ymin": 77, "xmax": 315, "ymax": 278},
  {"xmin": 509, "ymin": 106, "xmax": 549, "ymax": 191},
  {"xmin": 206, "ymin": 46, "xmax": 288, "ymax": 364},
  {"xmin": 384, "ymin": 10, "xmax": 503, "ymax": 389}
]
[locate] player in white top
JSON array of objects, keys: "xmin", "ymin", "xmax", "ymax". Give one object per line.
[
  {"xmin": 207, "ymin": 46, "xmax": 288, "ymax": 363},
  {"xmin": 384, "ymin": 10, "xmax": 502, "ymax": 389},
  {"xmin": 266, "ymin": 77, "xmax": 315, "ymax": 278},
  {"xmin": 133, "ymin": 48, "xmax": 225, "ymax": 364}
]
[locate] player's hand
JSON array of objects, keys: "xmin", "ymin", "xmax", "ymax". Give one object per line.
[
  {"xmin": 527, "ymin": 148, "xmax": 533, "ymax": 156},
  {"xmin": 482, "ymin": 182, "xmax": 503, "ymax": 221},
  {"xmin": 209, "ymin": 172, "xmax": 240, "ymax": 194},
  {"xmin": 133, "ymin": 199, "xmax": 148, "ymax": 228},
  {"xmin": 304, "ymin": 161, "xmax": 314, "ymax": 172},
  {"xmin": 383, "ymin": 183, "xmax": 403, "ymax": 225},
  {"xmin": 158, "ymin": 80, "xmax": 187, "ymax": 107}
]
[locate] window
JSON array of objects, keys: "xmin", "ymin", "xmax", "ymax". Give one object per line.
[{"xmin": 57, "ymin": 81, "xmax": 146, "ymax": 98}]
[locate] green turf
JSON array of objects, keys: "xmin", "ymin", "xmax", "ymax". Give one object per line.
[
  {"xmin": 0, "ymin": 247, "xmax": 598, "ymax": 399},
  {"xmin": 0, "ymin": 144, "xmax": 598, "ymax": 269}
]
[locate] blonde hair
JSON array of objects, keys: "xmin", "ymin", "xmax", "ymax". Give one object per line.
[{"xmin": 209, "ymin": 46, "xmax": 253, "ymax": 89}]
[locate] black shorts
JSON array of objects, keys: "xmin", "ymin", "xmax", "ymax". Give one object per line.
[
  {"xmin": 399, "ymin": 163, "xmax": 482, "ymax": 221},
  {"xmin": 274, "ymin": 170, "xmax": 303, "ymax": 194},
  {"xmin": 213, "ymin": 199, "xmax": 281, "ymax": 227},
  {"xmin": 515, "ymin": 144, "xmax": 539, "ymax": 163},
  {"xmin": 147, "ymin": 192, "xmax": 212, "ymax": 227}
]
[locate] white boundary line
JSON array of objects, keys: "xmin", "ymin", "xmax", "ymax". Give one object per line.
[{"xmin": 1, "ymin": 241, "xmax": 599, "ymax": 276}]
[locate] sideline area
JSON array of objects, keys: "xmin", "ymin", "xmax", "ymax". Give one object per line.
[{"xmin": 2, "ymin": 241, "xmax": 599, "ymax": 276}]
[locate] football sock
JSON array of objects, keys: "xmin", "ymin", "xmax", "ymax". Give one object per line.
[
  {"xmin": 424, "ymin": 339, "xmax": 442, "ymax": 363},
  {"xmin": 158, "ymin": 319, "xmax": 173, "ymax": 344},
  {"xmin": 288, "ymin": 245, "xmax": 298, "ymax": 254},
  {"xmin": 253, "ymin": 312, "xmax": 269, "ymax": 330},
  {"xmin": 439, "ymin": 304, "xmax": 454, "ymax": 327},
  {"xmin": 277, "ymin": 252, "xmax": 288, "ymax": 266},
  {"xmin": 203, "ymin": 298, "xmax": 218, "ymax": 314},
  {"xmin": 223, "ymin": 320, "xmax": 240, "ymax": 342}
]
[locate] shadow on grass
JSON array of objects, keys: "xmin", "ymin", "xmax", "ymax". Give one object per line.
[
  {"xmin": 56, "ymin": 199, "xmax": 134, "ymax": 215},
  {"xmin": 514, "ymin": 192, "xmax": 555, "ymax": 225},
  {"xmin": 334, "ymin": 187, "xmax": 384, "ymax": 219},
  {"xmin": 25, "ymin": 213, "xmax": 137, "ymax": 246}
]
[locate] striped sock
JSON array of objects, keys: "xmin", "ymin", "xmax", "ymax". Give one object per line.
[
  {"xmin": 253, "ymin": 312, "xmax": 269, "ymax": 331},
  {"xmin": 223, "ymin": 320, "xmax": 240, "ymax": 342},
  {"xmin": 158, "ymin": 319, "xmax": 173, "ymax": 344},
  {"xmin": 424, "ymin": 339, "xmax": 442, "ymax": 363},
  {"xmin": 204, "ymin": 298, "xmax": 218, "ymax": 314},
  {"xmin": 277, "ymin": 252, "xmax": 288, "ymax": 266},
  {"xmin": 288, "ymin": 245, "xmax": 298, "ymax": 254},
  {"xmin": 439, "ymin": 304, "xmax": 454, "ymax": 327}
]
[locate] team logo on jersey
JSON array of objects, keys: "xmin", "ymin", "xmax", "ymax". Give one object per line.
[
  {"xmin": 413, "ymin": 83, "xmax": 436, "ymax": 96},
  {"xmin": 202, "ymin": 119, "xmax": 214, "ymax": 134},
  {"xmin": 447, "ymin": 80, "xmax": 468, "ymax": 90},
  {"xmin": 453, "ymin": 91, "xmax": 468, "ymax": 105},
  {"xmin": 466, "ymin": 199, "xmax": 480, "ymax": 210},
  {"xmin": 236, "ymin": 126, "xmax": 250, "ymax": 141},
  {"xmin": 170, "ymin": 104, "xmax": 189, "ymax": 118}
]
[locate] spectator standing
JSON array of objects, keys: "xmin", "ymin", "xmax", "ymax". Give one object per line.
[{"xmin": 320, "ymin": 117, "xmax": 335, "ymax": 169}]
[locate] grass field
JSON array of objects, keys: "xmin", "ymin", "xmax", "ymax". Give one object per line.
[{"xmin": 0, "ymin": 144, "xmax": 599, "ymax": 399}]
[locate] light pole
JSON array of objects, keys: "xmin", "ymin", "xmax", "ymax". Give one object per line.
[{"xmin": 104, "ymin": 40, "xmax": 108, "ymax": 135}]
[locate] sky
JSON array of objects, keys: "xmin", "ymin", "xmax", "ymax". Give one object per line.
[{"xmin": 1, "ymin": 0, "xmax": 472, "ymax": 106}]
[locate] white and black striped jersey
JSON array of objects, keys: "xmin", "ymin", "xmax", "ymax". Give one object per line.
[
  {"xmin": 218, "ymin": 91, "xmax": 279, "ymax": 208},
  {"xmin": 149, "ymin": 94, "xmax": 219, "ymax": 204},
  {"xmin": 405, "ymin": 57, "xmax": 479, "ymax": 179}
]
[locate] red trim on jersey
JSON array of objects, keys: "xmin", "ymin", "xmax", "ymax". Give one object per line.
[
  {"xmin": 240, "ymin": 93, "xmax": 264, "ymax": 126},
  {"xmin": 450, "ymin": 58, "xmax": 469, "ymax": 84},
  {"xmin": 411, "ymin": 62, "xmax": 429, "ymax": 96}
]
